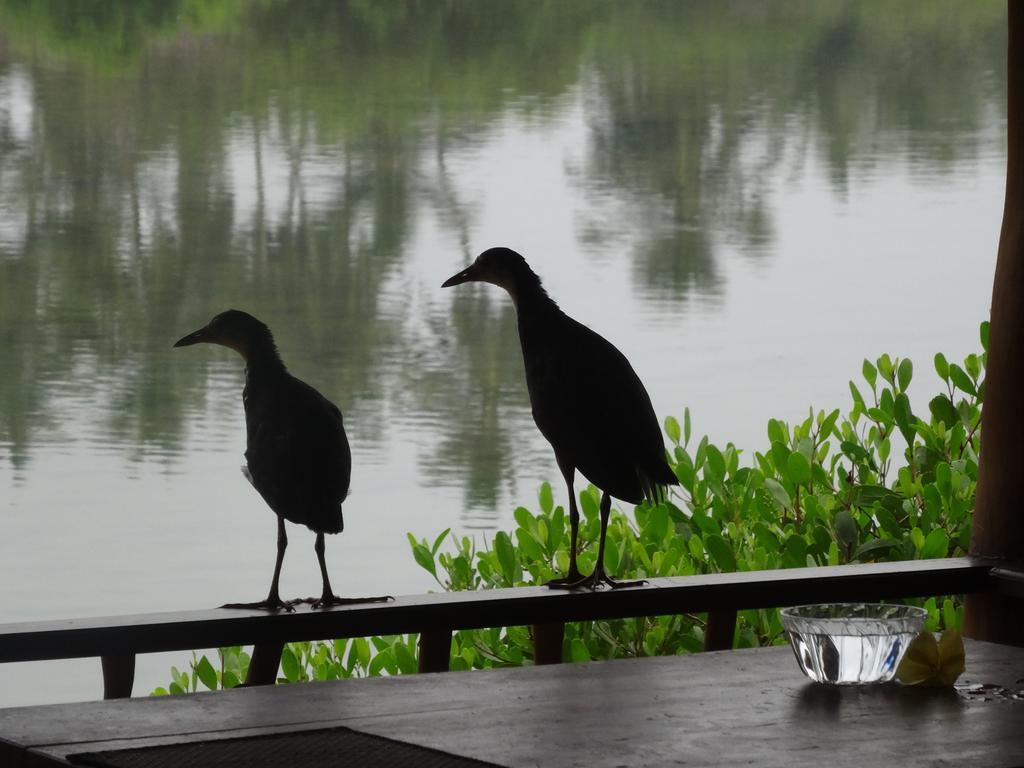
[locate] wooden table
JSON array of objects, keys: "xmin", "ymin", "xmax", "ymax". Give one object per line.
[{"xmin": 1, "ymin": 640, "xmax": 1022, "ymax": 767}]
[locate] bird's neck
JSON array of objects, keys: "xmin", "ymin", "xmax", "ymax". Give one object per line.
[
  {"xmin": 242, "ymin": 342, "xmax": 287, "ymax": 379},
  {"xmin": 510, "ymin": 278, "xmax": 562, "ymax": 338}
]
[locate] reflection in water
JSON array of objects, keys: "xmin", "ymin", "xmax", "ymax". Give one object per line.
[{"xmin": 0, "ymin": 0, "xmax": 1008, "ymax": 660}]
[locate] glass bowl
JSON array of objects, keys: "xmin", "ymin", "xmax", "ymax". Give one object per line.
[{"xmin": 780, "ymin": 603, "xmax": 928, "ymax": 685}]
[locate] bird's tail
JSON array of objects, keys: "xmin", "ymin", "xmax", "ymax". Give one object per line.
[{"xmin": 640, "ymin": 461, "xmax": 680, "ymax": 505}]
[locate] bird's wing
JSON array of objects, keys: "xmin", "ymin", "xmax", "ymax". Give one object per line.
[
  {"xmin": 244, "ymin": 376, "xmax": 351, "ymax": 531},
  {"xmin": 526, "ymin": 319, "xmax": 672, "ymax": 495}
]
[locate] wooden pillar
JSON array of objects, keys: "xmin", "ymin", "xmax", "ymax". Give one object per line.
[
  {"xmin": 965, "ymin": 0, "xmax": 1024, "ymax": 646},
  {"xmin": 704, "ymin": 610, "xmax": 737, "ymax": 652},
  {"xmin": 101, "ymin": 654, "xmax": 135, "ymax": 699},
  {"xmin": 532, "ymin": 622, "xmax": 565, "ymax": 665},
  {"xmin": 245, "ymin": 642, "xmax": 284, "ymax": 686},
  {"xmin": 418, "ymin": 629, "xmax": 452, "ymax": 673}
]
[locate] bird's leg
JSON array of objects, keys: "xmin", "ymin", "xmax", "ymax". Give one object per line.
[
  {"xmin": 577, "ymin": 491, "xmax": 646, "ymax": 590},
  {"xmin": 221, "ymin": 515, "xmax": 295, "ymax": 611},
  {"xmin": 303, "ymin": 533, "xmax": 393, "ymax": 609},
  {"xmin": 545, "ymin": 463, "xmax": 588, "ymax": 589}
]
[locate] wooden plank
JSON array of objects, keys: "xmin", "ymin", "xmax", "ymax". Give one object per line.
[
  {"xmin": 100, "ymin": 655, "xmax": 135, "ymax": 700},
  {"xmin": 417, "ymin": 629, "xmax": 452, "ymax": 673},
  {"xmin": 0, "ymin": 558, "xmax": 991, "ymax": 663},
  {"xmin": 965, "ymin": 0, "xmax": 1024, "ymax": 648},
  {"xmin": 0, "ymin": 640, "xmax": 1020, "ymax": 768},
  {"xmin": 245, "ymin": 642, "xmax": 284, "ymax": 686},
  {"xmin": 990, "ymin": 566, "xmax": 1024, "ymax": 599},
  {"xmin": 704, "ymin": 609, "xmax": 737, "ymax": 651},
  {"xmin": 532, "ymin": 622, "xmax": 564, "ymax": 665}
]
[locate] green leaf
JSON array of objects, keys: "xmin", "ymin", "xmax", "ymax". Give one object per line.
[
  {"xmin": 569, "ymin": 639, "xmax": 590, "ymax": 663},
  {"xmin": 393, "ymin": 641, "xmax": 418, "ymax": 674},
  {"xmin": 705, "ymin": 445, "xmax": 727, "ymax": 481},
  {"xmin": 770, "ymin": 441, "xmax": 791, "ymax": 479},
  {"xmin": 786, "ymin": 452, "xmax": 811, "ymax": 486},
  {"xmin": 684, "ymin": 407, "xmax": 692, "ymax": 446},
  {"xmin": 852, "ymin": 538, "xmax": 900, "ymax": 562},
  {"xmin": 893, "ymin": 393, "xmax": 915, "ymax": 446},
  {"xmin": 834, "ymin": 510, "xmax": 858, "ymax": 546},
  {"xmin": 851, "ymin": 485, "xmax": 900, "ymax": 509},
  {"xmin": 782, "ymin": 535, "xmax": 808, "ymax": 569},
  {"xmin": 579, "ymin": 489, "xmax": 599, "ymax": 520},
  {"xmin": 494, "ymin": 531, "xmax": 517, "ymax": 584},
  {"xmin": 195, "ymin": 655, "xmax": 218, "ymax": 691},
  {"xmin": 515, "ymin": 529, "xmax": 545, "ymax": 562},
  {"xmin": 281, "ymin": 647, "xmax": 301, "ymax": 683},
  {"xmin": 411, "ymin": 543, "xmax": 437, "ymax": 578},
  {"xmin": 763, "ymin": 478, "xmax": 791, "ymax": 509},
  {"xmin": 353, "ymin": 637, "xmax": 371, "ymax": 670},
  {"xmin": 897, "ymin": 358, "xmax": 913, "ymax": 391},
  {"xmin": 980, "ymin": 321, "xmax": 990, "ymax": 351},
  {"xmin": 948, "ymin": 364, "xmax": 976, "ymax": 396},
  {"xmin": 539, "ymin": 483, "xmax": 554, "ymax": 514},
  {"xmin": 431, "ymin": 528, "xmax": 451, "ymax": 556},
  {"xmin": 819, "ymin": 409, "xmax": 840, "ymax": 439},
  {"xmin": 704, "ymin": 534, "xmax": 736, "ymax": 572},
  {"xmin": 368, "ymin": 649, "xmax": 393, "ymax": 677},
  {"xmin": 665, "ymin": 416, "xmax": 681, "ymax": 445},
  {"xmin": 849, "ymin": 381, "xmax": 866, "ymax": 410},
  {"xmin": 942, "ymin": 598, "xmax": 958, "ymax": 631},
  {"xmin": 928, "ymin": 395, "xmax": 958, "ymax": 428},
  {"xmin": 862, "ymin": 359, "xmax": 878, "ymax": 388},
  {"xmin": 513, "ymin": 507, "xmax": 533, "ymax": 532},
  {"xmin": 933, "ymin": 352, "xmax": 950, "ymax": 379},
  {"xmin": 920, "ymin": 528, "xmax": 949, "ymax": 559},
  {"xmin": 674, "ymin": 451, "xmax": 695, "ymax": 492},
  {"xmin": 548, "ymin": 507, "xmax": 565, "ymax": 554}
]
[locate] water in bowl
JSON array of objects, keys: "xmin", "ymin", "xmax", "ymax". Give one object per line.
[{"xmin": 780, "ymin": 603, "xmax": 928, "ymax": 685}]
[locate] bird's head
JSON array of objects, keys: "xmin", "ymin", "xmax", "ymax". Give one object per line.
[
  {"xmin": 173, "ymin": 309, "xmax": 276, "ymax": 359},
  {"xmin": 441, "ymin": 247, "xmax": 540, "ymax": 295}
]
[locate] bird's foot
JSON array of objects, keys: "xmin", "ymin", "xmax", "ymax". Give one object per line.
[
  {"xmin": 577, "ymin": 571, "xmax": 647, "ymax": 591},
  {"xmin": 290, "ymin": 593, "xmax": 395, "ymax": 609},
  {"xmin": 548, "ymin": 568, "xmax": 647, "ymax": 591},
  {"xmin": 219, "ymin": 597, "xmax": 295, "ymax": 613},
  {"xmin": 544, "ymin": 569, "xmax": 588, "ymax": 590}
]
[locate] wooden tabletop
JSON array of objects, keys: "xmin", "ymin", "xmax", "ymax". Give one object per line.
[{"xmin": 2, "ymin": 640, "xmax": 1022, "ymax": 767}]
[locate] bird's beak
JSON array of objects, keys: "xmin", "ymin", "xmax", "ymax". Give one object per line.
[
  {"xmin": 441, "ymin": 264, "xmax": 478, "ymax": 288},
  {"xmin": 173, "ymin": 326, "xmax": 211, "ymax": 348}
]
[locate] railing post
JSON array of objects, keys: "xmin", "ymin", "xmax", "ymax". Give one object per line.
[
  {"xmin": 704, "ymin": 610, "xmax": 737, "ymax": 651},
  {"xmin": 101, "ymin": 654, "xmax": 135, "ymax": 699},
  {"xmin": 418, "ymin": 629, "xmax": 452, "ymax": 673},
  {"xmin": 532, "ymin": 622, "xmax": 564, "ymax": 665},
  {"xmin": 246, "ymin": 642, "xmax": 284, "ymax": 686}
]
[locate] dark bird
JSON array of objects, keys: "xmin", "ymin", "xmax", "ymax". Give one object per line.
[
  {"xmin": 173, "ymin": 309, "xmax": 390, "ymax": 610},
  {"xmin": 442, "ymin": 248, "xmax": 678, "ymax": 589}
]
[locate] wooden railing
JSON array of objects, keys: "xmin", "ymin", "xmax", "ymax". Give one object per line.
[{"xmin": 1, "ymin": 557, "xmax": 1016, "ymax": 700}]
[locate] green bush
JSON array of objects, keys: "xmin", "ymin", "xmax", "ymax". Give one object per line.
[{"xmin": 154, "ymin": 324, "xmax": 985, "ymax": 693}]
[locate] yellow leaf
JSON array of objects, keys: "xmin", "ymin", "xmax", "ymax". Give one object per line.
[
  {"xmin": 896, "ymin": 631, "xmax": 939, "ymax": 685},
  {"xmin": 935, "ymin": 629, "xmax": 966, "ymax": 687},
  {"xmin": 896, "ymin": 630, "xmax": 965, "ymax": 687}
]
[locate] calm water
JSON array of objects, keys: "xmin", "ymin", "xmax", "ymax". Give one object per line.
[{"xmin": 0, "ymin": 1, "xmax": 1008, "ymax": 705}]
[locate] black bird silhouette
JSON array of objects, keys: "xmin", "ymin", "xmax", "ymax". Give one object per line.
[
  {"xmin": 174, "ymin": 310, "xmax": 390, "ymax": 610},
  {"xmin": 443, "ymin": 248, "xmax": 678, "ymax": 589}
]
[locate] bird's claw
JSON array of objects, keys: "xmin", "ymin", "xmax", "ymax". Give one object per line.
[
  {"xmin": 219, "ymin": 598, "xmax": 296, "ymax": 612},
  {"xmin": 545, "ymin": 570, "xmax": 646, "ymax": 591},
  {"xmin": 290, "ymin": 594, "xmax": 395, "ymax": 609},
  {"xmin": 544, "ymin": 570, "xmax": 587, "ymax": 590}
]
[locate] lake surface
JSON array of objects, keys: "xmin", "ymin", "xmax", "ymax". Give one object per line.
[{"xmin": 0, "ymin": 1, "xmax": 1009, "ymax": 705}]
